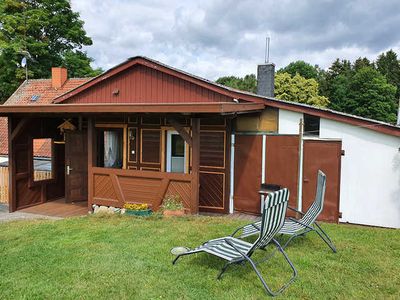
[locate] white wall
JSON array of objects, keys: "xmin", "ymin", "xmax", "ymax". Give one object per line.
[
  {"xmin": 278, "ymin": 109, "xmax": 400, "ymax": 228},
  {"xmin": 320, "ymin": 119, "xmax": 400, "ymax": 228},
  {"xmin": 278, "ymin": 110, "xmax": 303, "ymax": 134}
]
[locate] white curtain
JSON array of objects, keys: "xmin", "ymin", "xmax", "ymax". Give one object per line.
[{"xmin": 104, "ymin": 131, "xmax": 122, "ymax": 168}]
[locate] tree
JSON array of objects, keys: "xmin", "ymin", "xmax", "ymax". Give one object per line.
[
  {"xmin": 275, "ymin": 72, "xmax": 329, "ymax": 107},
  {"xmin": 353, "ymin": 57, "xmax": 374, "ymax": 71},
  {"xmin": 0, "ymin": 0, "xmax": 102, "ymax": 103},
  {"xmin": 347, "ymin": 67, "xmax": 397, "ymax": 123},
  {"xmin": 278, "ymin": 60, "xmax": 319, "ymax": 79},
  {"xmin": 215, "ymin": 74, "xmax": 256, "ymax": 93},
  {"xmin": 376, "ymin": 50, "xmax": 400, "ymax": 98}
]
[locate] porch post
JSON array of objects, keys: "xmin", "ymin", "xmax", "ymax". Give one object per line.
[
  {"xmin": 87, "ymin": 117, "xmax": 94, "ymax": 211},
  {"xmin": 190, "ymin": 118, "xmax": 200, "ymax": 214}
]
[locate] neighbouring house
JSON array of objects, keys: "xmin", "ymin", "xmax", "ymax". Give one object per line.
[{"xmin": 0, "ymin": 57, "xmax": 399, "ymax": 228}]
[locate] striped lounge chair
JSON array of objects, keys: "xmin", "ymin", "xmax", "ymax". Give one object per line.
[
  {"xmin": 172, "ymin": 188, "xmax": 297, "ymax": 296},
  {"xmin": 232, "ymin": 171, "xmax": 336, "ymax": 253}
]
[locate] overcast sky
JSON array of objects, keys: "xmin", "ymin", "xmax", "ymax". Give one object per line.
[{"xmin": 70, "ymin": 0, "xmax": 400, "ymax": 80}]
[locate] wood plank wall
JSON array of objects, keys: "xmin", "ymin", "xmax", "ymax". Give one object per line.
[{"xmin": 92, "ymin": 115, "xmax": 230, "ymax": 213}]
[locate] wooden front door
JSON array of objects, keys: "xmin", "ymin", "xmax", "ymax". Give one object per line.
[{"xmin": 65, "ymin": 131, "xmax": 88, "ymax": 202}]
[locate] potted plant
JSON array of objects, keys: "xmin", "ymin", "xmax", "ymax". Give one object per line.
[
  {"xmin": 161, "ymin": 195, "xmax": 185, "ymax": 217},
  {"xmin": 123, "ymin": 203, "xmax": 152, "ymax": 216}
]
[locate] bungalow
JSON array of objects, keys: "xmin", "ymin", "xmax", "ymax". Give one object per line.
[{"xmin": 0, "ymin": 56, "xmax": 399, "ymax": 228}]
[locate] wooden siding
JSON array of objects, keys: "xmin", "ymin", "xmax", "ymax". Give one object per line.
[
  {"xmin": 63, "ymin": 65, "xmax": 233, "ymax": 104},
  {"xmin": 90, "ymin": 167, "xmax": 193, "ymax": 212}
]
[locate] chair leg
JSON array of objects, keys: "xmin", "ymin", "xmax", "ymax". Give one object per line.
[
  {"xmin": 217, "ymin": 262, "xmax": 231, "ymax": 280},
  {"xmin": 241, "ymin": 241, "xmax": 297, "ymax": 297},
  {"xmin": 172, "ymin": 254, "xmax": 182, "ymax": 265},
  {"xmin": 313, "ymin": 223, "xmax": 337, "ymax": 253}
]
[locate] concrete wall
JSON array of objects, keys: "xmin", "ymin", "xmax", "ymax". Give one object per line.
[{"xmin": 278, "ymin": 109, "xmax": 400, "ymax": 228}]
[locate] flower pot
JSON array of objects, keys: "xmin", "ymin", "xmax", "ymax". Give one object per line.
[
  {"xmin": 125, "ymin": 209, "xmax": 152, "ymax": 216},
  {"xmin": 163, "ymin": 209, "xmax": 185, "ymax": 217}
]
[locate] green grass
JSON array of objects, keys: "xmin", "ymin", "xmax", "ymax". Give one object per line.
[{"xmin": 0, "ymin": 215, "xmax": 399, "ymax": 299}]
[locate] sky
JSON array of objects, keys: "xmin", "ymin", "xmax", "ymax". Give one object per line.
[{"xmin": 71, "ymin": 0, "xmax": 400, "ymax": 80}]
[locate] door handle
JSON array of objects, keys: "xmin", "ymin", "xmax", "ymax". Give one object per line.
[
  {"xmin": 303, "ymin": 178, "xmax": 310, "ymax": 183},
  {"xmin": 66, "ymin": 165, "xmax": 73, "ymax": 175}
]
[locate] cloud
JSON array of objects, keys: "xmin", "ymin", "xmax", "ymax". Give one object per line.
[{"xmin": 71, "ymin": 0, "xmax": 400, "ymax": 79}]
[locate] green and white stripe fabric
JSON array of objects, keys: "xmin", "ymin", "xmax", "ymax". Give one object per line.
[
  {"xmin": 182, "ymin": 188, "xmax": 290, "ymax": 262},
  {"xmin": 238, "ymin": 171, "xmax": 327, "ymax": 238}
]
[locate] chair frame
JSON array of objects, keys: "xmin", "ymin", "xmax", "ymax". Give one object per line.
[
  {"xmin": 172, "ymin": 189, "xmax": 298, "ymax": 297},
  {"xmin": 232, "ymin": 171, "xmax": 336, "ymax": 253}
]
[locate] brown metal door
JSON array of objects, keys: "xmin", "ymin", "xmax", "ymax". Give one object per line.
[
  {"xmin": 234, "ymin": 135, "xmax": 262, "ymax": 214},
  {"xmin": 265, "ymin": 135, "xmax": 299, "ymax": 209},
  {"xmin": 65, "ymin": 131, "xmax": 88, "ymax": 202},
  {"xmin": 302, "ymin": 140, "xmax": 342, "ymax": 222}
]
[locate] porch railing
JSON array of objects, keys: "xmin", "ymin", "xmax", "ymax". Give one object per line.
[{"xmin": 90, "ymin": 167, "xmax": 193, "ymax": 212}]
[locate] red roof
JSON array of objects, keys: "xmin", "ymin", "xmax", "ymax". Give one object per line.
[
  {"xmin": 4, "ymin": 78, "xmax": 91, "ymax": 105},
  {"xmin": 0, "ymin": 77, "xmax": 91, "ymax": 156},
  {"xmin": 33, "ymin": 138, "xmax": 52, "ymax": 158}
]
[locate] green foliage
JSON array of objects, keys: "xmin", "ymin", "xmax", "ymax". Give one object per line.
[
  {"xmin": 278, "ymin": 60, "xmax": 319, "ymax": 79},
  {"xmin": 275, "ymin": 72, "xmax": 330, "ymax": 107},
  {"xmin": 348, "ymin": 67, "xmax": 397, "ymax": 123},
  {"xmin": 0, "ymin": 0, "xmax": 101, "ymax": 103},
  {"xmin": 376, "ymin": 50, "xmax": 400, "ymax": 98},
  {"xmin": 161, "ymin": 194, "xmax": 184, "ymax": 210},
  {"xmin": 320, "ymin": 56, "xmax": 398, "ymax": 123},
  {"xmin": 216, "ymin": 74, "xmax": 257, "ymax": 93}
]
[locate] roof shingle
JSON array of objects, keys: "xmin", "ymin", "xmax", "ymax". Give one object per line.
[{"xmin": 4, "ymin": 78, "xmax": 91, "ymax": 105}]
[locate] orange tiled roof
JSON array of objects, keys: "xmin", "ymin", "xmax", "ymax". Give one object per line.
[
  {"xmin": 4, "ymin": 78, "xmax": 91, "ymax": 105},
  {"xmin": 0, "ymin": 77, "xmax": 91, "ymax": 156}
]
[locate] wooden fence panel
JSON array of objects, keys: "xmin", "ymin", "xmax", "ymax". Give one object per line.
[
  {"xmin": 0, "ymin": 167, "xmax": 52, "ymax": 204},
  {"xmin": 0, "ymin": 167, "xmax": 8, "ymax": 203}
]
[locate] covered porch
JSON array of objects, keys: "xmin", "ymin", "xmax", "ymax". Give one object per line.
[{"xmin": 1, "ymin": 102, "xmax": 263, "ymax": 215}]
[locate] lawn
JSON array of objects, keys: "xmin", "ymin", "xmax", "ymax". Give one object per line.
[{"xmin": 0, "ymin": 214, "xmax": 399, "ymax": 299}]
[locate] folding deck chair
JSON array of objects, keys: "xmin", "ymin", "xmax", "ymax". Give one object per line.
[
  {"xmin": 232, "ymin": 170, "xmax": 336, "ymax": 253},
  {"xmin": 172, "ymin": 188, "xmax": 297, "ymax": 296}
]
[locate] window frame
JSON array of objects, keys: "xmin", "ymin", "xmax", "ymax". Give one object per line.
[
  {"xmin": 303, "ymin": 114, "xmax": 320, "ymax": 137},
  {"xmin": 95, "ymin": 123, "xmax": 127, "ymax": 169}
]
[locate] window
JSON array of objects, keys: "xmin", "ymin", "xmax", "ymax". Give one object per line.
[
  {"xmin": 97, "ymin": 128, "xmax": 124, "ymax": 168},
  {"xmin": 171, "ymin": 134, "xmax": 184, "ymax": 157},
  {"xmin": 304, "ymin": 114, "xmax": 320, "ymax": 136},
  {"xmin": 32, "ymin": 138, "xmax": 53, "ymax": 182},
  {"xmin": 166, "ymin": 131, "xmax": 187, "ymax": 173}
]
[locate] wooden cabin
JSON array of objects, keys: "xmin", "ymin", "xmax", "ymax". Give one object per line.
[
  {"xmin": 0, "ymin": 57, "xmax": 266, "ymax": 214},
  {"xmin": 1, "ymin": 56, "xmax": 399, "ymax": 227}
]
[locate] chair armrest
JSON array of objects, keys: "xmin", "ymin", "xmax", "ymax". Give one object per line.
[
  {"xmin": 231, "ymin": 221, "xmax": 260, "ymax": 237},
  {"xmin": 287, "ymin": 206, "xmax": 305, "ymax": 216}
]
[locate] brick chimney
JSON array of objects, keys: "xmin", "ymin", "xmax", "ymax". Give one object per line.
[
  {"xmin": 257, "ymin": 63, "xmax": 275, "ymax": 97},
  {"xmin": 51, "ymin": 67, "xmax": 68, "ymax": 89}
]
